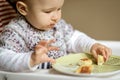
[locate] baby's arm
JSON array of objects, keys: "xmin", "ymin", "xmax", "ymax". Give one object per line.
[
  {"xmin": 0, "ymin": 48, "xmax": 35, "ymax": 72},
  {"xmin": 66, "ymin": 30, "xmax": 111, "ymax": 61},
  {"xmin": 60, "ymin": 19, "xmax": 111, "ymax": 61},
  {"xmin": 0, "ymin": 29, "xmax": 37, "ymax": 72},
  {"xmin": 59, "ymin": 19, "xmax": 96, "ymax": 53},
  {"xmin": 66, "ymin": 30, "xmax": 96, "ymax": 53}
]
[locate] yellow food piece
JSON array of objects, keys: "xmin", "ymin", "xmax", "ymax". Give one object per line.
[
  {"xmin": 97, "ymin": 55, "xmax": 104, "ymax": 65},
  {"xmin": 78, "ymin": 58, "xmax": 92, "ymax": 66}
]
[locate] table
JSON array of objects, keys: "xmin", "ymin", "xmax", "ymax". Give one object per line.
[{"xmin": 0, "ymin": 41, "xmax": 120, "ymax": 80}]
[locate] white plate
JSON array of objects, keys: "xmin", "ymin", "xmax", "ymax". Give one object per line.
[{"xmin": 52, "ymin": 53, "xmax": 120, "ymax": 77}]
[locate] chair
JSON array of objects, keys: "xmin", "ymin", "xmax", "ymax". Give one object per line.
[{"xmin": 0, "ymin": 0, "xmax": 17, "ymax": 32}]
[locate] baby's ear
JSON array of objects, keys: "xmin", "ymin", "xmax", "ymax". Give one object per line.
[{"xmin": 16, "ymin": 1, "xmax": 28, "ymax": 16}]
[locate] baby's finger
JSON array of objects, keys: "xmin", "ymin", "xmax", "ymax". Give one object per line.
[
  {"xmin": 46, "ymin": 39, "xmax": 56, "ymax": 46},
  {"xmin": 107, "ymin": 48, "xmax": 112, "ymax": 57},
  {"xmin": 91, "ymin": 50, "xmax": 98, "ymax": 60},
  {"xmin": 38, "ymin": 40, "xmax": 48, "ymax": 47},
  {"xmin": 35, "ymin": 45, "xmax": 48, "ymax": 54},
  {"xmin": 47, "ymin": 58, "xmax": 56, "ymax": 63},
  {"xmin": 39, "ymin": 55, "xmax": 55, "ymax": 63},
  {"xmin": 100, "ymin": 49, "xmax": 107, "ymax": 61},
  {"xmin": 105, "ymin": 48, "xmax": 112, "ymax": 61},
  {"xmin": 38, "ymin": 39, "xmax": 56, "ymax": 47},
  {"xmin": 35, "ymin": 43, "xmax": 42, "ymax": 49},
  {"xmin": 48, "ymin": 46, "xmax": 59, "ymax": 51}
]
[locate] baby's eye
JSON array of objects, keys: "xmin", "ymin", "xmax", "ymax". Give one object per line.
[
  {"xmin": 44, "ymin": 11, "xmax": 52, "ymax": 13},
  {"xmin": 57, "ymin": 8, "xmax": 61, "ymax": 11}
]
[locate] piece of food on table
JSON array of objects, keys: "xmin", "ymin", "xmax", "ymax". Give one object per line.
[
  {"xmin": 78, "ymin": 58, "xmax": 92, "ymax": 66},
  {"xmin": 97, "ymin": 55, "xmax": 104, "ymax": 65},
  {"xmin": 75, "ymin": 65, "xmax": 93, "ymax": 74}
]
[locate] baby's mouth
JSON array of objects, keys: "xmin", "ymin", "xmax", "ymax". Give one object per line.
[{"xmin": 49, "ymin": 24, "xmax": 55, "ymax": 28}]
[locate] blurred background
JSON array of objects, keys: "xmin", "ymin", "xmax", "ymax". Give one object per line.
[{"xmin": 62, "ymin": 0, "xmax": 120, "ymax": 41}]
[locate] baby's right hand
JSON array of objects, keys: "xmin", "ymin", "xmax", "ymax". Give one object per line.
[{"xmin": 30, "ymin": 39, "xmax": 59, "ymax": 67}]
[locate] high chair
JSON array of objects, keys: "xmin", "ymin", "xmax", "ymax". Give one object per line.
[
  {"xmin": 0, "ymin": 0, "xmax": 120, "ymax": 80},
  {"xmin": 0, "ymin": 0, "xmax": 17, "ymax": 32}
]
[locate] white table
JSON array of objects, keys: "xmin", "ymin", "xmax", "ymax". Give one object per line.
[{"xmin": 0, "ymin": 41, "xmax": 120, "ymax": 80}]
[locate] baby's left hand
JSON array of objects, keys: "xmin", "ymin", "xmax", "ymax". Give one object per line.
[{"xmin": 90, "ymin": 43, "xmax": 112, "ymax": 62}]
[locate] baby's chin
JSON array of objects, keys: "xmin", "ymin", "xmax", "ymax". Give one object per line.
[
  {"xmin": 37, "ymin": 28, "xmax": 52, "ymax": 31},
  {"xmin": 35, "ymin": 24, "xmax": 55, "ymax": 31}
]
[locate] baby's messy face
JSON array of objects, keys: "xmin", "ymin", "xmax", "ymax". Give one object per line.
[{"xmin": 25, "ymin": 0, "xmax": 64, "ymax": 30}]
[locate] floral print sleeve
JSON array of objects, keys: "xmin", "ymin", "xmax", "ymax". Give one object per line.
[
  {"xmin": 0, "ymin": 28, "xmax": 28, "ymax": 52},
  {"xmin": 0, "ymin": 24, "xmax": 37, "ymax": 72}
]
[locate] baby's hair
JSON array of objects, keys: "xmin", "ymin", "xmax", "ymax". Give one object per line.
[
  {"xmin": 7, "ymin": 0, "xmax": 24, "ymax": 11},
  {"xmin": 6, "ymin": 0, "xmax": 18, "ymax": 11}
]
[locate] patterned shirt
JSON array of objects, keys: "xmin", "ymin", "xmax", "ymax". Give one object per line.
[{"xmin": 0, "ymin": 16, "xmax": 96, "ymax": 72}]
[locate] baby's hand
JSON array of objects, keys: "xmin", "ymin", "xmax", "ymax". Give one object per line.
[
  {"xmin": 30, "ymin": 39, "xmax": 59, "ymax": 67},
  {"xmin": 90, "ymin": 43, "xmax": 112, "ymax": 62}
]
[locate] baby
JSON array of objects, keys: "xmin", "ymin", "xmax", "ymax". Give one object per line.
[{"xmin": 0, "ymin": 0, "xmax": 111, "ymax": 72}]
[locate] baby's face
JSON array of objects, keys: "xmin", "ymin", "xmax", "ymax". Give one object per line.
[{"xmin": 24, "ymin": 0, "xmax": 64, "ymax": 30}]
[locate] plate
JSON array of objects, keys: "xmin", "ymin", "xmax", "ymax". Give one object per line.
[{"xmin": 52, "ymin": 53, "xmax": 120, "ymax": 77}]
